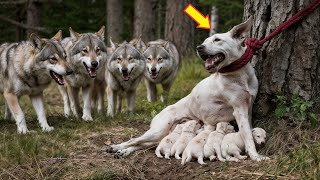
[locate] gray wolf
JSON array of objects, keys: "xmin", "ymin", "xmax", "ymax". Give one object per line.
[
  {"xmin": 106, "ymin": 17, "xmax": 269, "ymax": 161},
  {"xmin": 203, "ymin": 122, "xmax": 235, "ymax": 162},
  {"xmin": 170, "ymin": 120, "xmax": 201, "ymax": 160},
  {"xmin": 106, "ymin": 39, "xmax": 146, "ymax": 117},
  {"xmin": 143, "ymin": 39, "xmax": 180, "ymax": 102},
  {"xmin": 221, "ymin": 127, "xmax": 267, "ymax": 162},
  {"xmin": 58, "ymin": 26, "xmax": 107, "ymax": 121},
  {"xmin": 0, "ymin": 31, "xmax": 73, "ymax": 133},
  {"xmin": 155, "ymin": 123, "xmax": 184, "ymax": 159},
  {"xmin": 181, "ymin": 125, "xmax": 215, "ymax": 165}
]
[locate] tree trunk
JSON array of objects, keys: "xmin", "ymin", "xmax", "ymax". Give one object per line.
[
  {"xmin": 244, "ymin": 0, "xmax": 320, "ymax": 117},
  {"xmin": 133, "ymin": 0, "xmax": 157, "ymax": 42},
  {"xmin": 106, "ymin": 0, "xmax": 123, "ymax": 45},
  {"xmin": 210, "ymin": 6, "xmax": 218, "ymax": 36},
  {"xmin": 165, "ymin": 0, "xmax": 195, "ymax": 57},
  {"xmin": 26, "ymin": 0, "xmax": 41, "ymax": 37}
]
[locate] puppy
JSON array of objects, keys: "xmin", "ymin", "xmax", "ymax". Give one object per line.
[
  {"xmin": 181, "ymin": 125, "xmax": 215, "ymax": 165},
  {"xmin": 221, "ymin": 127, "xmax": 267, "ymax": 162},
  {"xmin": 203, "ymin": 122, "xmax": 235, "ymax": 162},
  {"xmin": 155, "ymin": 123, "xmax": 184, "ymax": 159},
  {"xmin": 171, "ymin": 120, "xmax": 202, "ymax": 160}
]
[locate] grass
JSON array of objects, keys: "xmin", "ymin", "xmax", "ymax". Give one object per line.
[{"xmin": 0, "ymin": 57, "xmax": 319, "ymax": 179}]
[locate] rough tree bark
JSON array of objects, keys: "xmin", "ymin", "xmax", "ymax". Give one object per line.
[
  {"xmin": 244, "ymin": 0, "xmax": 320, "ymax": 117},
  {"xmin": 26, "ymin": 0, "xmax": 41, "ymax": 36},
  {"xmin": 106, "ymin": 0, "xmax": 123, "ymax": 45},
  {"xmin": 133, "ymin": 0, "xmax": 157, "ymax": 42},
  {"xmin": 165, "ymin": 0, "xmax": 195, "ymax": 57}
]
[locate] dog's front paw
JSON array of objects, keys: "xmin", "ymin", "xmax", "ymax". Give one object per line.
[
  {"xmin": 115, "ymin": 149, "xmax": 132, "ymax": 158},
  {"xmin": 250, "ymin": 154, "xmax": 270, "ymax": 161},
  {"xmin": 17, "ymin": 126, "xmax": 29, "ymax": 134},
  {"xmin": 106, "ymin": 144, "xmax": 121, "ymax": 153},
  {"xmin": 42, "ymin": 126, "xmax": 54, "ymax": 132},
  {"xmin": 82, "ymin": 114, "xmax": 93, "ymax": 121}
]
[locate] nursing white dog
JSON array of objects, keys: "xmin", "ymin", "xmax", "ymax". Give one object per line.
[{"xmin": 106, "ymin": 17, "xmax": 269, "ymax": 161}]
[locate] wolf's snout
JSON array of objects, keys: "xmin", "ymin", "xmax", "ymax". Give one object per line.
[
  {"xmin": 66, "ymin": 68, "xmax": 73, "ymax": 75},
  {"xmin": 122, "ymin": 68, "xmax": 128, "ymax": 73},
  {"xmin": 151, "ymin": 67, "xmax": 156, "ymax": 72},
  {"xmin": 196, "ymin": 45, "xmax": 205, "ymax": 52},
  {"xmin": 91, "ymin": 61, "xmax": 98, "ymax": 68}
]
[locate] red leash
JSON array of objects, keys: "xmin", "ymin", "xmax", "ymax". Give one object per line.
[{"xmin": 218, "ymin": 0, "xmax": 320, "ymax": 73}]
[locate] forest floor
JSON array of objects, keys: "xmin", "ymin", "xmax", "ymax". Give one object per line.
[{"xmin": 0, "ymin": 58, "xmax": 319, "ymax": 179}]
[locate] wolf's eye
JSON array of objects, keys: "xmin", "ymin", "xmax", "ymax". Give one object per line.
[
  {"xmin": 49, "ymin": 57, "xmax": 57, "ymax": 64},
  {"xmin": 158, "ymin": 57, "xmax": 163, "ymax": 62},
  {"xmin": 128, "ymin": 57, "xmax": 134, "ymax": 62},
  {"xmin": 82, "ymin": 49, "xmax": 88, "ymax": 54},
  {"xmin": 147, "ymin": 57, "xmax": 151, "ymax": 62},
  {"xmin": 117, "ymin": 57, "xmax": 121, "ymax": 63},
  {"xmin": 96, "ymin": 48, "xmax": 101, "ymax": 54}
]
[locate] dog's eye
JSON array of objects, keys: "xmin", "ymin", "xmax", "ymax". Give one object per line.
[
  {"xmin": 214, "ymin": 38, "xmax": 221, "ymax": 42},
  {"xmin": 257, "ymin": 135, "xmax": 260, "ymax": 138}
]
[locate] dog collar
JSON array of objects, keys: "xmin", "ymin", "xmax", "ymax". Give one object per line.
[{"xmin": 218, "ymin": 40, "xmax": 255, "ymax": 73}]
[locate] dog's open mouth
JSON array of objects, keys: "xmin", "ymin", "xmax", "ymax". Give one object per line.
[
  {"xmin": 201, "ymin": 53, "xmax": 225, "ymax": 73},
  {"xmin": 50, "ymin": 71, "xmax": 64, "ymax": 85},
  {"xmin": 83, "ymin": 62, "xmax": 97, "ymax": 78}
]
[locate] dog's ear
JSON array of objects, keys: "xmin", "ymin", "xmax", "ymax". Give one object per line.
[
  {"xmin": 229, "ymin": 16, "xmax": 253, "ymax": 39},
  {"xmin": 51, "ymin": 30, "xmax": 62, "ymax": 42},
  {"xmin": 110, "ymin": 37, "xmax": 119, "ymax": 51},
  {"xmin": 69, "ymin": 27, "xmax": 81, "ymax": 42},
  {"xmin": 95, "ymin": 26, "xmax": 105, "ymax": 41},
  {"xmin": 30, "ymin": 33, "xmax": 45, "ymax": 49}
]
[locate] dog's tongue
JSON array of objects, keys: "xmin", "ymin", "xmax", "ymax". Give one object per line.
[
  {"xmin": 88, "ymin": 68, "xmax": 97, "ymax": 78},
  {"xmin": 205, "ymin": 57, "xmax": 216, "ymax": 70}
]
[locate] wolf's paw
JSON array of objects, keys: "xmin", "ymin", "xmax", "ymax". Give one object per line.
[
  {"xmin": 17, "ymin": 126, "xmax": 29, "ymax": 134},
  {"xmin": 250, "ymin": 154, "xmax": 270, "ymax": 161},
  {"xmin": 82, "ymin": 114, "xmax": 93, "ymax": 121},
  {"xmin": 42, "ymin": 126, "xmax": 54, "ymax": 132}
]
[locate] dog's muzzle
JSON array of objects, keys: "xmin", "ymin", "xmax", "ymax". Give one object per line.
[{"xmin": 197, "ymin": 45, "xmax": 225, "ymax": 73}]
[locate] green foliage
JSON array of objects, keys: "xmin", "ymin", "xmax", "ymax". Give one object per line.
[
  {"xmin": 199, "ymin": 0, "xmax": 244, "ymax": 33},
  {"xmin": 273, "ymin": 94, "xmax": 318, "ymax": 127}
]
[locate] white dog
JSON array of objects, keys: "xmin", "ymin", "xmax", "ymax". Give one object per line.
[
  {"xmin": 181, "ymin": 125, "xmax": 215, "ymax": 165},
  {"xmin": 203, "ymin": 122, "xmax": 235, "ymax": 162},
  {"xmin": 221, "ymin": 127, "xmax": 267, "ymax": 162},
  {"xmin": 106, "ymin": 17, "xmax": 269, "ymax": 161},
  {"xmin": 155, "ymin": 123, "xmax": 184, "ymax": 159},
  {"xmin": 170, "ymin": 120, "xmax": 201, "ymax": 160}
]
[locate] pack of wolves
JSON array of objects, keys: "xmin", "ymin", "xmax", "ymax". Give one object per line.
[
  {"xmin": 0, "ymin": 26, "xmax": 180, "ymax": 133},
  {"xmin": 1, "ymin": 17, "xmax": 270, "ymax": 162}
]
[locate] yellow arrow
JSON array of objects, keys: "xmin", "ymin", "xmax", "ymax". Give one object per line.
[{"xmin": 184, "ymin": 4, "xmax": 211, "ymax": 30}]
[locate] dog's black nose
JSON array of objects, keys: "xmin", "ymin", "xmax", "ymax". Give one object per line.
[
  {"xmin": 151, "ymin": 67, "xmax": 156, "ymax": 72},
  {"xmin": 91, "ymin": 61, "xmax": 98, "ymax": 68},
  {"xmin": 66, "ymin": 68, "xmax": 73, "ymax": 75},
  {"xmin": 122, "ymin": 68, "xmax": 128, "ymax": 73},
  {"xmin": 196, "ymin": 45, "xmax": 205, "ymax": 51}
]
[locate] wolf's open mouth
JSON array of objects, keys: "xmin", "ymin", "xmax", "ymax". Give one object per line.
[
  {"xmin": 50, "ymin": 71, "xmax": 64, "ymax": 85},
  {"xmin": 200, "ymin": 53, "xmax": 225, "ymax": 73},
  {"xmin": 149, "ymin": 67, "xmax": 161, "ymax": 79},
  {"xmin": 121, "ymin": 68, "xmax": 134, "ymax": 81},
  {"xmin": 83, "ymin": 62, "xmax": 97, "ymax": 78}
]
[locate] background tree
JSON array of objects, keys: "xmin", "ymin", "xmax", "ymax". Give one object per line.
[
  {"xmin": 133, "ymin": 0, "xmax": 157, "ymax": 42},
  {"xmin": 243, "ymin": 0, "xmax": 320, "ymax": 117},
  {"xmin": 106, "ymin": 0, "xmax": 124, "ymax": 45},
  {"xmin": 26, "ymin": 0, "xmax": 41, "ymax": 36}
]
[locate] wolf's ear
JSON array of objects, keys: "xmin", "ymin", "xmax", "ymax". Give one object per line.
[
  {"xmin": 131, "ymin": 38, "xmax": 146, "ymax": 52},
  {"xmin": 51, "ymin": 30, "xmax": 62, "ymax": 42},
  {"xmin": 69, "ymin": 27, "xmax": 81, "ymax": 41},
  {"xmin": 30, "ymin": 33, "xmax": 44, "ymax": 49},
  {"xmin": 110, "ymin": 37, "xmax": 119, "ymax": 50},
  {"xmin": 95, "ymin": 26, "xmax": 105, "ymax": 41},
  {"xmin": 162, "ymin": 41, "xmax": 170, "ymax": 50},
  {"xmin": 229, "ymin": 16, "xmax": 253, "ymax": 39}
]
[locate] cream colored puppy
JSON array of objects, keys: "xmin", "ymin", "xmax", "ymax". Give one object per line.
[
  {"xmin": 155, "ymin": 123, "xmax": 184, "ymax": 159},
  {"xmin": 221, "ymin": 127, "xmax": 267, "ymax": 162},
  {"xmin": 170, "ymin": 120, "xmax": 201, "ymax": 160},
  {"xmin": 181, "ymin": 125, "xmax": 215, "ymax": 165},
  {"xmin": 203, "ymin": 122, "xmax": 235, "ymax": 162}
]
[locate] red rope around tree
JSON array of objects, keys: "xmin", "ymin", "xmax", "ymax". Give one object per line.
[{"xmin": 218, "ymin": 0, "xmax": 320, "ymax": 73}]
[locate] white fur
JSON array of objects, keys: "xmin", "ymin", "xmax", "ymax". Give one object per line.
[
  {"xmin": 181, "ymin": 125, "xmax": 215, "ymax": 165},
  {"xmin": 170, "ymin": 120, "xmax": 201, "ymax": 160},
  {"xmin": 203, "ymin": 122, "xmax": 235, "ymax": 162},
  {"xmin": 155, "ymin": 123, "xmax": 184, "ymax": 159},
  {"xmin": 221, "ymin": 127, "xmax": 267, "ymax": 162}
]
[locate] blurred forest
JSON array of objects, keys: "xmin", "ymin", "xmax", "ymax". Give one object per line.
[{"xmin": 0, "ymin": 0, "xmax": 243, "ymax": 57}]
